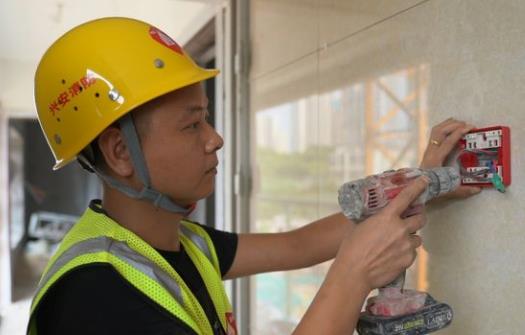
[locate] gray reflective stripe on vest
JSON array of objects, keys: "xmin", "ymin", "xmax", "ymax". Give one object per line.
[
  {"xmin": 180, "ymin": 225, "xmax": 213, "ymax": 266},
  {"xmin": 35, "ymin": 237, "xmax": 183, "ymax": 305}
]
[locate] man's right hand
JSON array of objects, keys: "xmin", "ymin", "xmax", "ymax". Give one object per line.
[
  {"xmin": 294, "ymin": 176, "xmax": 430, "ymax": 335},
  {"xmin": 335, "ymin": 175, "xmax": 429, "ymax": 291}
]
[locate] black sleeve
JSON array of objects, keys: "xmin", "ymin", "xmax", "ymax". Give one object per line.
[
  {"xmin": 194, "ymin": 223, "xmax": 238, "ymax": 277},
  {"xmin": 36, "ymin": 264, "xmax": 197, "ymax": 335}
]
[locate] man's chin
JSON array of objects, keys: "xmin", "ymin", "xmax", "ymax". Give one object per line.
[{"xmin": 172, "ymin": 188, "xmax": 215, "ymax": 207}]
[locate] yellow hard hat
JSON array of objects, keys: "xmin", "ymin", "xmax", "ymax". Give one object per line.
[{"xmin": 35, "ymin": 17, "xmax": 219, "ymax": 170}]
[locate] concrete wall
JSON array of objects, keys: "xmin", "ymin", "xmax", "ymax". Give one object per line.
[{"xmin": 249, "ymin": 1, "xmax": 525, "ymax": 334}]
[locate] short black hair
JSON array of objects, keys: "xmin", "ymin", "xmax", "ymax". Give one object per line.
[{"xmin": 77, "ymin": 135, "xmax": 108, "ymax": 173}]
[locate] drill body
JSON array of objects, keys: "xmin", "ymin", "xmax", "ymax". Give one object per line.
[
  {"xmin": 338, "ymin": 167, "xmax": 460, "ymax": 222},
  {"xmin": 338, "ymin": 167, "xmax": 460, "ymax": 335}
]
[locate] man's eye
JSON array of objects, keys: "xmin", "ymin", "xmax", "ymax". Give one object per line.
[{"xmin": 187, "ymin": 122, "xmax": 200, "ymax": 130}]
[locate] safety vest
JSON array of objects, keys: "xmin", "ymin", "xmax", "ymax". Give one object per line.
[{"xmin": 27, "ymin": 202, "xmax": 237, "ymax": 335}]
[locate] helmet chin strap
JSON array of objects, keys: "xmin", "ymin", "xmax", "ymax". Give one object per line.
[{"xmin": 79, "ymin": 114, "xmax": 193, "ymax": 215}]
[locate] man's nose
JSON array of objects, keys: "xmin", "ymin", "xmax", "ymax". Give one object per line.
[{"xmin": 205, "ymin": 124, "xmax": 224, "ymax": 153}]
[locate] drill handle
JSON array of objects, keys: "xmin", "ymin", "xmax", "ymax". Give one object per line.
[{"xmin": 383, "ymin": 271, "xmax": 406, "ymax": 290}]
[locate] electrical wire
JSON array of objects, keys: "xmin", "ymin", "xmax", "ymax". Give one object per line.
[{"xmin": 457, "ymin": 149, "xmax": 498, "ymax": 181}]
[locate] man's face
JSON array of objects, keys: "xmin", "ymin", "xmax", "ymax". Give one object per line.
[{"xmin": 137, "ymin": 83, "xmax": 223, "ymax": 206}]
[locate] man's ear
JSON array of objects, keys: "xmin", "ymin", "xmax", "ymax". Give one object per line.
[{"xmin": 97, "ymin": 127, "xmax": 134, "ymax": 177}]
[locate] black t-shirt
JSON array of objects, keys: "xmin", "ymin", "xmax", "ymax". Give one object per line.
[{"xmin": 35, "ymin": 204, "xmax": 238, "ymax": 335}]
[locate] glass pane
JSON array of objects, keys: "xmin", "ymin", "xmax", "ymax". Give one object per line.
[
  {"xmin": 252, "ymin": 95, "xmax": 325, "ymax": 335},
  {"xmin": 251, "ymin": 65, "xmax": 429, "ymax": 334}
]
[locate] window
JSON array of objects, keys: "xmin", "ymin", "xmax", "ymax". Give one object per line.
[{"xmin": 251, "ymin": 66, "xmax": 429, "ymax": 334}]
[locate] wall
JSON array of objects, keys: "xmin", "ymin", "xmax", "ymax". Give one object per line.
[{"xmin": 249, "ymin": 0, "xmax": 525, "ymax": 334}]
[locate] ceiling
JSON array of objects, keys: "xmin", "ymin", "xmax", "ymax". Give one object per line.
[{"xmin": 0, "ymin": 0, "xmax": 214, "ymax": 63}]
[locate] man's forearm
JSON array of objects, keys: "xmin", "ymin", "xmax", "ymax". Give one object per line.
[
  {"xmin": 224, "ymin": 213, "xmax": 355, "ymax": 278},
  {"xmin": 293, "ymin": 253, "xmax": 370, "ymax": 334},
  {"xmin": 286, "ymin": 213, "xmax": 355, "ymax": 268}
]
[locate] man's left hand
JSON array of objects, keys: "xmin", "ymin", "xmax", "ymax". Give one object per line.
[{"xmin": 420, "ymin": 118, "xmax": 482, "ymax": 199}]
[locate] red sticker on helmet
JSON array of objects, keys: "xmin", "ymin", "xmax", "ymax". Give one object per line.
[{"xmin": 149, "ymin": 27, "xmax": 183, "ymax": 55}]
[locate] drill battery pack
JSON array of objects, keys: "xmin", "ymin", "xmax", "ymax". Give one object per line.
[{"xmin": 356, "ymin": 294, "xmax": 453, "ymax": 335}]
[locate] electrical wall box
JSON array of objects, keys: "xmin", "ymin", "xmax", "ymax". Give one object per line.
[{"xmin": 458, "ymin": 126, "xmax": 511, "ymax": 187}]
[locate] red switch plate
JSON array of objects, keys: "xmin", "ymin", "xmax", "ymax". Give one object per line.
[{"xmin": 457, "ymin": 126, "xmax": 511, "ymax": 187}]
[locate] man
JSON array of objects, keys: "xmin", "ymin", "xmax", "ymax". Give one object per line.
[{"xmin": 28, "ymin": 17, "xmax": 480, "ymax": 335}]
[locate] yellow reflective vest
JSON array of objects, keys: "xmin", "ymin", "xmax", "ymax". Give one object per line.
[{"xmin": 27, "ymin": 202, "xmax": 237, "ymax": 335}]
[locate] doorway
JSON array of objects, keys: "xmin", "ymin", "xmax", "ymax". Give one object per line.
[{"xmin": 7, "ymin": 119, "xmax": 101, "ymax": 303}]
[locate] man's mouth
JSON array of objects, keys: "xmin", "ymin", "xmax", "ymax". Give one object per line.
[{"xmin": 206, "ymin": 165, "xmax": 218, "ymax": 174}]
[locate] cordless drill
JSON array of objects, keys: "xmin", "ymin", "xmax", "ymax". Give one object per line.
[{"xmin": 338, "ymin": 167, "xmax": 460, "ymax": 335}]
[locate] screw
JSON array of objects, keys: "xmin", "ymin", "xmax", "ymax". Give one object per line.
[
  {"xmin": 154, "ymin": 58, "xmax": 165, "ymax": 68},
  {"xmin": 108, "ymin": 89, "xmax": 120, "ymax": 101}
]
